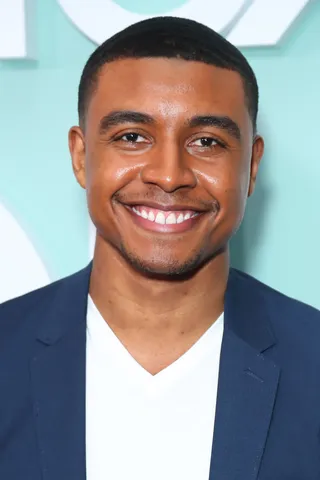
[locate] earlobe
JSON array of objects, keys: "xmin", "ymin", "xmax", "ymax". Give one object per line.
[
  {"xmin": 248, "ymin": 134, "xmax": 264, "ymax": 197},
  {"xmin": 69, "ymin": 126, "xmax": 86, "ymax": 189}
]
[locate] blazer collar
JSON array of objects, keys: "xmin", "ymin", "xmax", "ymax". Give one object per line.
[
  {"xmin": 36, "ymin": 264, "xmax": 276, "ymax": 354},
  {"xmin": 225, "ymin": 269, "xmax": 276, "ymax": 353},
  {"xmin": 36, "ymin": 263, "xmax": 92, "ymax": 345}
]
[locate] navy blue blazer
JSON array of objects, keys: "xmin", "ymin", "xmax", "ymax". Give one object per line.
[{"xmin": 1, "ymin": 264, "xmax": 320, "ymax": 479}]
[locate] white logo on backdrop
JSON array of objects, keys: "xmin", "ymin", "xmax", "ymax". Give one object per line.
[
  {"xmin": 0, "ymin": 0, "xmax": 312, "ymax": 58},
  {"xmin": 0, "ymin": 0, "xmax": 36, "ymax": 59},
  {"xmin": 58, "ymin": 0, "xmax": 312, "ymax": 47},
  {"xmin": 0, "ymin": 203, "xmax": 50, "ymax": 303}
]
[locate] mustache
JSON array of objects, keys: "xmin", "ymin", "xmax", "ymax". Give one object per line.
[{"xmin": 113, "ymin": 189, "xmax": 219, "ymax": 212}]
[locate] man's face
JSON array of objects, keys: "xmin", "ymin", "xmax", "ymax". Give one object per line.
[{"xmin": 70, "ymin": 58, "xmax": 263, "ymax": 276}]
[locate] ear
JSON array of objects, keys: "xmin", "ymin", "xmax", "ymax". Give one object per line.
[
  {"xmin": 69, "ymin": 126, "xmax": 86, "ymax": 189},
  {"xmin": 248, "ymin": 134, "xmax": 264, "ymax": 197}
]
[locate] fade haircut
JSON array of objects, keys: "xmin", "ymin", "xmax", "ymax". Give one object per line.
[{"xmin": 78, "ymin": 16, "xmax": 259, "ymax": 132}]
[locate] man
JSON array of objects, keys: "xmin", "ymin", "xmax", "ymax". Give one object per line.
[{"xmin": 1, "ymin": 16, "xmax": 320, "ymax": 480}]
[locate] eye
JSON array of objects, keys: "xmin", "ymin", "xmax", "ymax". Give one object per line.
[
  {"xmin": 190, "ymin": 137, "xmax": 219, "ymax": 148},
  {"xmin": 116, "ymin": 132, "xmax": 146, "ymax": 143}
]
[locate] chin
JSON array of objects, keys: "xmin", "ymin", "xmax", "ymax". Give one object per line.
[{"xmin": 119, "ymin": 244, "xmax": 208, "ymax": 280}]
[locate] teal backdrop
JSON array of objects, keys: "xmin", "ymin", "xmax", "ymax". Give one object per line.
[{"xmin": 0, "ymin": 0, "xmax": 319, "ymax": 307}]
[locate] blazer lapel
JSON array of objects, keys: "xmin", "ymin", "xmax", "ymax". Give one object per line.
[
  {"xmin": 30, "ymin": 264, "xmax": 92, "ymax": 480},
  {"xmin": 209, "ymin": 270, "xmax": 280, "ymax": 480}
]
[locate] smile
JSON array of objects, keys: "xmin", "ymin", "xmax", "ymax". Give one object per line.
[
  {"xmin": 131, "ymin": 205, "xmax": 199, "ymax": 225},
  {"xmin": 125, "ymin": 204, "xmax": 203, "ymax": 233}
]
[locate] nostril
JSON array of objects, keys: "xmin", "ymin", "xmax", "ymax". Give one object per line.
[{"xmin": 140, "ymin": 163, "xmax": 197, "ymax": 192}]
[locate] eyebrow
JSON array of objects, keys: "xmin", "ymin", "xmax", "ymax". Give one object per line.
[
  {"xmin": 187, "ymin": 115, "xmax": 241, "ymax": 140},
  {"xmin": 99, "ymin": 110, "xmax": 154, "ymax": 134},
  {"xmin": 98, "ymin": 110, "xmax": 241, "ymax": 141}
]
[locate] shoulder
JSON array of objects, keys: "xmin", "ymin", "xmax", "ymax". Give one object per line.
[
  {"xmin": 0, "ymin": 267, "xmax": 88, "ymax": 346},
  {"xmin": 231, "ymin": 268, "xmax": 319, "ymax": 315},
  {"xmin": 231, "ymin": 268, "xmax": 320, "ymax": 347}
]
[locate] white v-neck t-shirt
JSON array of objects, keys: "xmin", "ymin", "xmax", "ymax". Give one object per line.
[{"xmin": 86, "ymin": 296, "xmax": 224, "ymax": 480}]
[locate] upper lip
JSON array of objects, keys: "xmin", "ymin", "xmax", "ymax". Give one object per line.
[{"xmin": 121, "ymin": 201, "xmax": 208, "ymax": 212}]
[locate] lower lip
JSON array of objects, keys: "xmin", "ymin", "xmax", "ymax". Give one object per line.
[{"xmin": 125, "ymin": 206, "xmax": 204, "ymax": 233}]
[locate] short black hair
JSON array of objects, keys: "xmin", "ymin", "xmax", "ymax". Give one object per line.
[{"xmin": 78, "ymin": 16, "xmax": 259, "ymax": 132}]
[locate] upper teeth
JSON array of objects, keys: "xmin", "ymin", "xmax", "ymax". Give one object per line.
[{"xmin": 132, "ymin": 207, "xmax": 197, "ymax": 225}]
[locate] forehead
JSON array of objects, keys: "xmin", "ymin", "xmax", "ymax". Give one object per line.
[{"xmin": 87, "ymin": 58, "xmax": 250, "ymax": 128}]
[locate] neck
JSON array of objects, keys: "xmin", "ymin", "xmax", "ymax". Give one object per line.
[{"xmin": 89, "ymin": 238, "xmax": 229, "ymax": 335}]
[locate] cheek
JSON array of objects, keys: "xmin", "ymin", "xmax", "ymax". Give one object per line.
[
  {"xmin": 84, "ymin": 145, "xmax": 144, "ymax": 220},
  {"xmin": 197, "ymin": 155, "xmax": 251, "ymax": 232},
  {"xmin": 199, "ymin": 157, "xmax": 250, "ymax": 201},
  {"xmin": 223, "ymin": 168, "xmax": 251, "ymax": 219},
  {"xmin": 218, "ymin": 160, "xmax": 252, "ymax": 229},
  {"xmin": 85, "ymin": 144, "xmax": 132, "ymax": 193}
]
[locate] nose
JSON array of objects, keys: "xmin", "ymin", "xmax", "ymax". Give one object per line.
[{"xmin": 140, "ymin": 142, "xmax": 197, "ymax": 193}]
